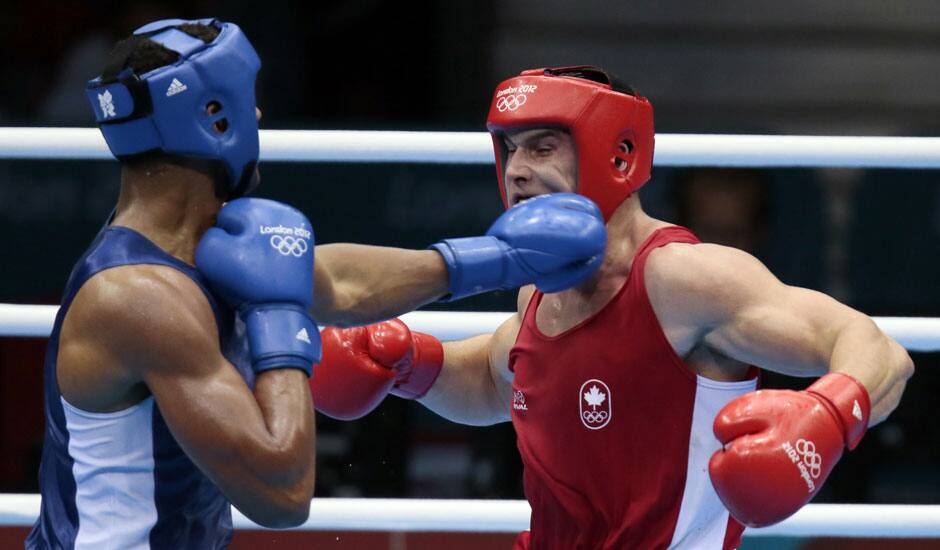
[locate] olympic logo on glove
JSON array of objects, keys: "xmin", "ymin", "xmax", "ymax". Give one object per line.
[
  {"xmin": 496, "ymin": 94, "xmax": 527, "ymax": 112},
  {"xmin": 795, "ymin": 439, "xmax": 823, "ymax": 479},
  {"xmin": 270, "ymin": 235, "xmax": 309, "ymax": 257}
]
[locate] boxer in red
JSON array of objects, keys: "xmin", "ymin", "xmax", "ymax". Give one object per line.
[{"xmin": 310, "ymin": 67, "xmax": 914, "ymax": 549}]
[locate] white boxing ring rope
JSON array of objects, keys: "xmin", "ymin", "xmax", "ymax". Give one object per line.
[
  {"xmin": 1, "ymin": 305, "xmax": 939, "ymax": 353},
  {"xmin": 1, "ymin": 128, "xmax": 939, "ymax": 538},
  {"xmin": 0, "ymin": 494, "xmax": 939, "ymax": 537},
  {"xmin": 4, "ymin": 128, "xmax": 940, "ymax": 168}
]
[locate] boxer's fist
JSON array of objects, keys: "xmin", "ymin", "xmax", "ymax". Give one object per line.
[
  {"xmin": 709, "ymin": 373, "xmax": 870, "ymax": 527},
  {"xmin": 197, "ymin": 198, "xmax": 320, "ymax": 375},
  {"xmin": 432, "ymin": 193, "xmax": 606, "ymax": 300},
  {"xmin": 311, "ymin": 319, "xmax": 443, "ymax": 420}
]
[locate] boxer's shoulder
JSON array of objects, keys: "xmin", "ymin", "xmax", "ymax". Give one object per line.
[
  {"xmin": 641, "ymin": 242, "xmax": 766, "ymax": 350},
  {"xmin": 67, "ymin": 264, "xmax": 218, "ymax": 364},
  {"xmin": 77, "ymin": 263, "xmax": 211, "ymax": 319},
  {"xmin": 58, "ymin": 264, "xmax": 218, "ymax": 411},
  {"xmin": 646, "ymin": 241, "xmax": 765, "ymax": 281},
  {"xmin": 645, "ymin": 242, "xmax": 768, "ymax": 311}
]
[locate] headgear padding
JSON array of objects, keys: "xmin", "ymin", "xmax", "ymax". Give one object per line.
[
  {"xmin": 86, "ymin": 18, "xmax": 261, "ymax": 199},
  {"xmin": 486, "ymin": 66, "xmax": 654, "ymax": 221}
]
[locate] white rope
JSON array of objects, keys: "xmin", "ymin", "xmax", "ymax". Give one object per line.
[
  {"xmin": 0, "ymin": 494, "xmax": 938, "ymax": 537},
  {"xmin": 1, "ymin": 304, "xmax": 938, "ymax": 352},
  {"xmin": 0, "ymin": 304, "xmax": 59, "ymax": 337},
  {"xmin": 3, "ymin": 128, "xmax": 940, "ymax": 168}
]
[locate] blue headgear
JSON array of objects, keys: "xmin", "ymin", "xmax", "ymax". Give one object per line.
[{"xmin": 86, "ymin": 18, "xmax": 261, "ymax": 199}]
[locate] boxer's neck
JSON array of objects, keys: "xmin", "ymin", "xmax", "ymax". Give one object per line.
[
  {"xmin": 533, "ymin": 195, "xmax": 660, "ymax": 335},
  {"xmin": 576, "ymin": 194, "xmax": 665, "ymax": 288},
  {"xmin": 112, "ymin": 161, "xmax": 223, "ymax": 265}
]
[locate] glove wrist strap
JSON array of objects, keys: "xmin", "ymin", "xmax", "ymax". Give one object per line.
[
  {"xmin": 242, "ymin": 304, "xmax": 321, "ymax": 377},
  {"xmin": 431, "ymin": 237, "xmax": 509, "ymax": 302},
  {"xmin": 807, "ymin": 372, "xmax": 870, "ymax": 450},
  {"xmin": 391, "ymin": 332, "xmax": 444, "ymax": 400}
]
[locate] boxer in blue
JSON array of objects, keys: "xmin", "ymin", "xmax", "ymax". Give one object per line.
[{"xmin": 26, "ymin": 19, "xmax": 606, "ymax": 549}]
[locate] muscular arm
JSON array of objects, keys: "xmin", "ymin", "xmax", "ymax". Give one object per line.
[
  {"xmin": 418, "ymin": 287, "xmax": 534, "ymax": 426},
  {"xmin": 647, "ymin": 243, "xmax": 914, "ymax": 425},
  {"xmin": 312, "ymin": 244, "xmax": 449, "ymax": 327},
  {"xmin": 311, "ymin": 193, "xmax": 606, "ymax": 326},
  {"xmin": 72, "ymin": 266, "xmax": 315, "ymax": 528}
]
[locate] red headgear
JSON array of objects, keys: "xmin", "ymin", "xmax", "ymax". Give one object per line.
[{"xmin": 486, "ymin": 66, "xmax": 654, "ymax": 221}]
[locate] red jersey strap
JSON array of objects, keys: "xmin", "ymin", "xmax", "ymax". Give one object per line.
[
  {"xmin": 629, "ymin": 225, "xmax": 701, "ymax": 283},
  {"xmin": 627, "ymin": 225, "xmax": 701, "ymax": 332},
  {"xmin": 510, "ymin": 288, "xmax": 544, "ymax": 373}
]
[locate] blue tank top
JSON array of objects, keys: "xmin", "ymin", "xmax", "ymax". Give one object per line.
[{"xmin": 26, "ymin": 226, "xmax": 254, "ymax": 549}]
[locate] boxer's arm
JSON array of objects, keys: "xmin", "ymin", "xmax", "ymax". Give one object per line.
[
  {"xmin": 82, "ymin": 266, "xmax": 315, "ymax": 528},
  {"xmin": 312, "ymin": 244, "xmax": 449, "ymax": 327},
  {"xmin": 647, "ymin": 243, "xmax": 914, "ymax": 425},
  {"xmin": 312, "ymin": 193, "xmax": 605, "ymax": 326},
  {"xmin": 417, "ymin": 286, "xmax": 533, "ymax": 425}
]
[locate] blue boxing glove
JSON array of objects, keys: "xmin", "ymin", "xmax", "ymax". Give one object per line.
[
  {"xmin": 432, "ymin": 193, "xmax": 606, "ymax": 300},
  {"xmin": 196, "ymin": 198, "xmax": 321, "ymax": 376}
]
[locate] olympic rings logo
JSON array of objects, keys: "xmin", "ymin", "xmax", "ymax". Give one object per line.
[
  {"xmin": 582, "ymin": 410, "xmax": 609, "ymax": 424},
  {"xmin": 270, "ymin": 235, "xmax": 309, "ymax": 257},
  {"xmin": 795, "ymin": 439, "xmax": 822, "ymax": 479},
  {"xmin": 496, "ymin": 94, "xmax": 527, "ymax": 112},
  {"xmin": 579, "ymin": 379, "xmax": 612, "ymax": 430}
]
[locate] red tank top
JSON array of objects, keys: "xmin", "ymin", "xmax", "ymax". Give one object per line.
[{"xmin": 509, "ymin": 226, "xmax": 755, "ymax": 550}]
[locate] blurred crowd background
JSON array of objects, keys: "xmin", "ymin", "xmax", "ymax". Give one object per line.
[{"xmin": 1, "ymin": 1, "xmax": 938, "ymax": 547}]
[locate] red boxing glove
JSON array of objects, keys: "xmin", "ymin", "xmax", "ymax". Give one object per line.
[
  {"xmin": 310, "ymin": 319, "xmax": 444, "ymax": 420},
  {"xmin": 708, "ymin": 372, "xmax": 871, "ymax": 527}
]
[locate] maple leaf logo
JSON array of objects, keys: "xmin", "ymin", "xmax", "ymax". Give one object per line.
[{"xmin": 584, "ymin": 385, "xmax": 606, "ymax": 409}]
